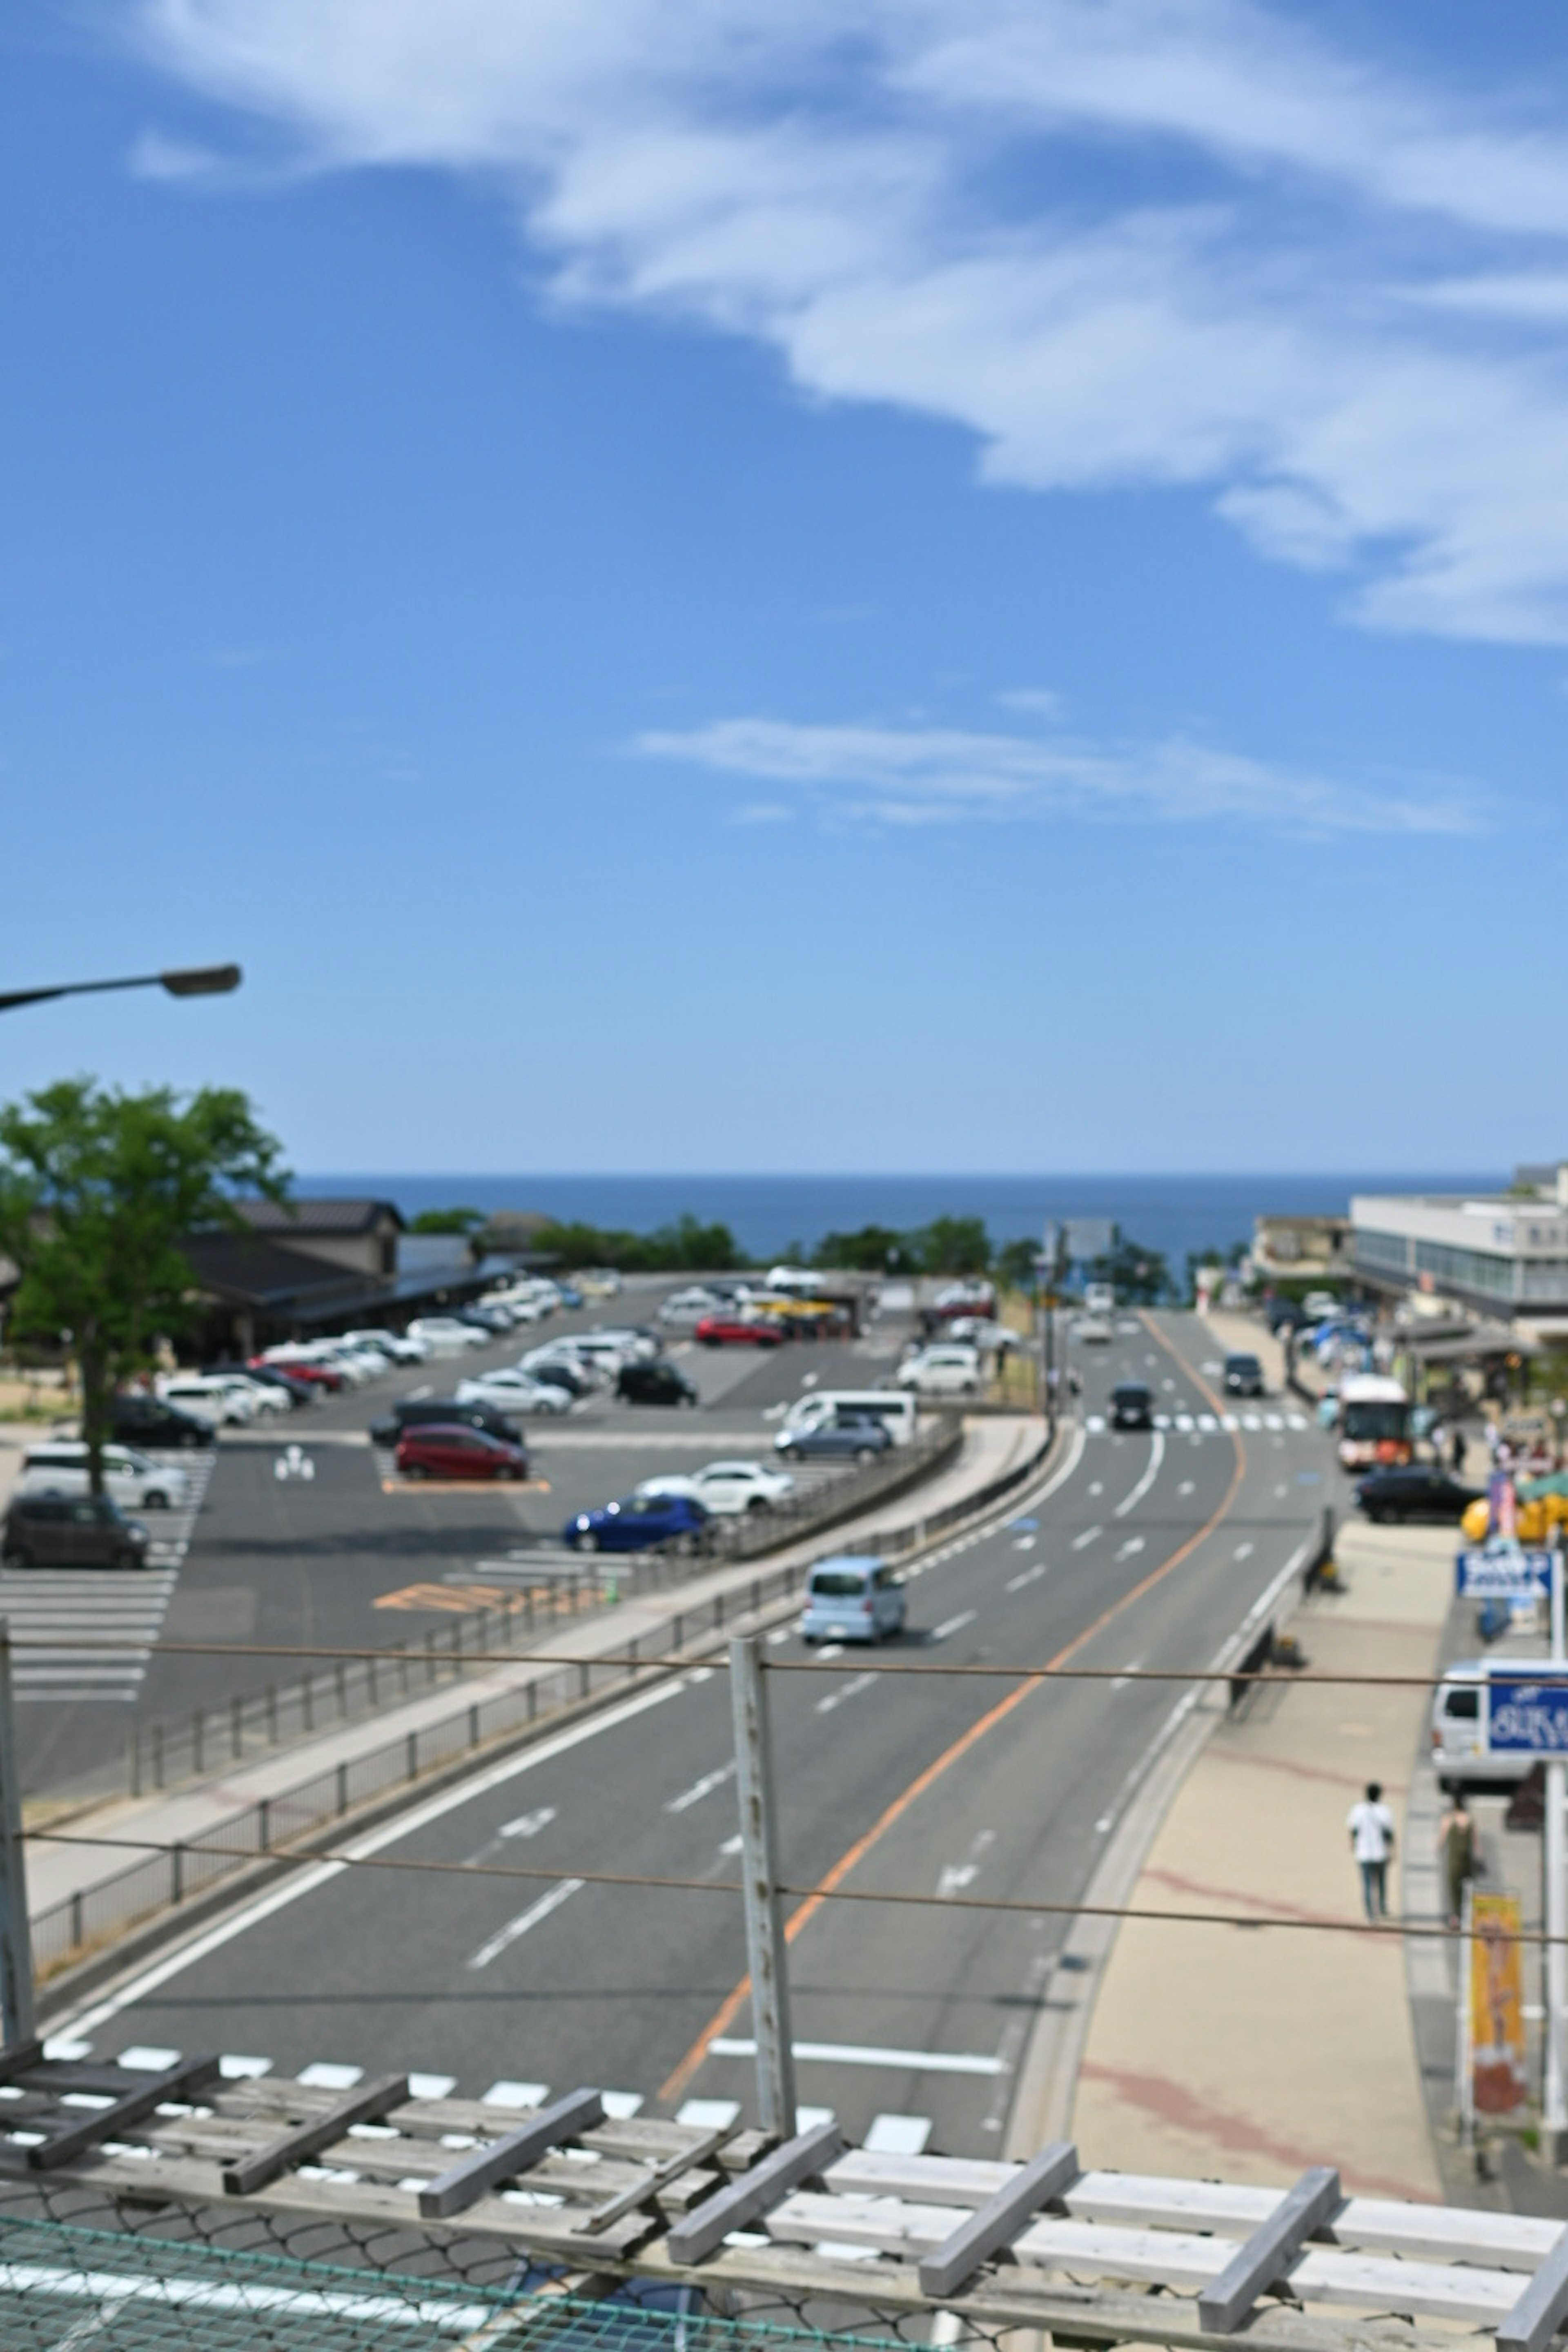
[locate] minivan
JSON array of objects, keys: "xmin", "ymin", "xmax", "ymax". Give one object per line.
[
  {"xmin": 1109, "ymin": 1381, "xmax": 1154, "ymax": 1431},
  {"xmin": 19, "ymin": 1443, "xmax": 190, "ymax": 1513},
  {"xmin": 780, "ymin": 1390, "xmax": 919, "ymax": 1447},
  {"xmin": 800, "ymin": 1555, "xmax": 907, "ymax": 1644},
  {"xmin": 1429, "ymin": 1658, "xmax": 1568, "ymax": 1791},
  {"xmin": 1223, "ymin": 1352, "xmax": 1265, "ymax": 1398},
  {"xmin": 2, "ymin": 1494, "xmax": 151, "ymax": 1570}
]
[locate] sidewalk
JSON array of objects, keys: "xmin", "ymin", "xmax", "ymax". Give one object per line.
[
  {"xmin": 1068, "ymin": 1512, "xmax": 1453, "ymax": 2201},
  {"xmin": 24, "ymin": 1411, "xmax": 1047, "ymax": 1926}
]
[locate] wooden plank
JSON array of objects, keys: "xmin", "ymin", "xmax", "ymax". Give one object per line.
[
  {"xmin": 223, "ymin": 2071, "xmax": 409, "ymax": 2194},
  {"xmin": 1497, "ymin": 2230, "xmax": 1568, "ymax": 2352},
  {"xmin": 1197, "ymin": 2167, "xmax": 1342, "ymax": 2332},
  {"xmin": 0, "ymin": 2039, "xmax": 43, "ymax": 2087},
  {"xmin": 418, "ymin": 2087, "xmax": 603, "ymax": 2221},
  {"xmin": 828, "ymin": 2148, "xmax": 1011, "ymax": 2208},
  {"xmin": 666, "ymin": 2118, "xmax": 842, "ymax": 2265},
  {"xmin": 920, "ymin": 2138, "xmax": 1078, "ymax": 2299},
  {"xmin": 27, "ymin": 2054, "xmax": 222, "ymax": 2171},
  {"xmin": 582, "ymin": 2123, "xmax": 737, "ymax": 2234}
]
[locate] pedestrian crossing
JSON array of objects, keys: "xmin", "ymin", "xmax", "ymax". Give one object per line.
[
  {"xmin": 1084, "ymin": 1411, "xmax": 1308, "ymax": 1437},
  {"xmin": 2, "ymin": 1450, "xmax": 214, "ymax": 1704}
]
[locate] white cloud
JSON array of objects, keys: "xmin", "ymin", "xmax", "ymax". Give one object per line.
[
  {"xmin": 637, "ymin": 714, "xmax": 1482, "ymax": 838},
  {"xmin": 127, "ymin": 0, "xmax": 1568, "ymax": 643}
]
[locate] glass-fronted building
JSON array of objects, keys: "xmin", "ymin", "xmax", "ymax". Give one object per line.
[{"xmin": 1352, "ymin": 1168, "xmax": 1568, "ymax": 1325}]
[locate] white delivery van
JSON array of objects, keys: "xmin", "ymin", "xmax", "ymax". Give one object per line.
[
  {"xmin": 1084, "ymin": 1283, "xmax": 1116, "ymax": 1316},
  {"xmin": 779, "ymin": 1390, "xmax": 920, "ymax": 1447},
  {"xmin": 1429, "ymin": 1658, "xmax": 1568, "ymax": 1791}
]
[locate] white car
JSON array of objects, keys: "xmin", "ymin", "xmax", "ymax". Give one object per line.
[
  {"xmin": 638, "ymin": 1460, "xmax": 795, "ymax": 1516},
  {"xmin": 658, "ymin": 1287, "xmax": 726, "ymax": 1327},
  {"xmin": 895, "ymin": 1345, "xmax": 982, "ymax": 1396},
  {"xmin": 342, "ymin": 1328, "xmax": 430, "ymax": 1365},
  {"xmin": 216, "ymin": 1373, "xmax": 292, "ymax": 1415},
  {"xmin": 945, "ymin": 1317, "xmax": 1020, "ymax": 1354},
  {"xmin": 408, "ymin": 1316, "xmax": 489, "ymax": 1354},
  {"xmin": 158, "ymin": 1374, "xmax": 258, "ymax": 1426},
  {"xmin": 1073, "ymin": 1314, "xmax": 1114, "ymax": 1343},
  {"xmin": 454, "ymin": 1371, "xmax": 573, "ymax": 1415},
  {"xmin": 575, "ymin": 1268, "xmax": 623, "ymax": 1299},
  {"xmin": 19, "ymin": 1441, "xmax": 192, "ymax": 1512}
]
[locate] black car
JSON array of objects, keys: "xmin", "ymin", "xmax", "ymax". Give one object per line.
[
  {"xmin": 2, "ymin": 1493, "xmax": 150, "ymax": 1569},
  {"xmin": 617, "ymin": 1361, "xmax": 699, "ymax": 1408},
  {"xmin": 109, "ymin": 1394, "xmax": 216, "ymax": 1449},
  {"xmin": 1266, "ymin": 1301, "xmax": 1310, "ymax": 1333},
  {"xmin": 778, "ymin": 1415, "xmax": 892, "ymax": 1464},
  {"xmin": 205, "ymin": 1360, "xmax": 316, "ymax": 1407},
  {"xmin": 370, "ymin": 1397, "xmax": 526, "ymax": 1450},
  {"xmin": 1223, "ymin": 1352, "xmax": 1265, "ymax": 1398},
  {"xmin": 1109, "ymin": 1381, "xmax": 1154, "ymax": 1430},
  {"xmin": 529, "ymin": 1361, "xmax": 592, "ymax": 1400},
  {"xmin": 1355, "ymin": 1467, "xmax": 1483, "ymax": 1524}
]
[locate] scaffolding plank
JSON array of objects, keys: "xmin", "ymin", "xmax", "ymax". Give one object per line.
[
  {"xmin": 26, "ymin": 2054, "xmax": 222, "ymax": 2171},
  {"xmin": 419, "ymin": 2086, "xmax": 604, "ymax": 2221},
  {"xmin": 583, "ymin": 2123, "xmax": 737, "ymax": 2234},
  {"xmin": 1497, "ymin": 2230, "xmax": 1568, "ymax": 2352},
  {"xmin": 920, "ymin": 2140, "xmax": 1079, "ymax": 2299},
  {"xmin": 1197, "ymin": 2165, "xmax": 1342, "ymax": 2331},
  {"xmin": 223, "ymin": 2071, "xmax": 410, "ymax": 2194},
  {"xmin": 0, "ymin": 2039, "xmax": 43, "ymax": 2088},
  {"xmin": 666, "ymin": 2118, "xmax": 842, "ymax": 2265}
]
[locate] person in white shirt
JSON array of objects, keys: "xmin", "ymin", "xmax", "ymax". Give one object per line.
[{"xmin": 1347, "ymin": 1781, "xmax": 1396, "ymax": 1920}]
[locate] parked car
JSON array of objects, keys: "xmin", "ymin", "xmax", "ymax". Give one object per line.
[
  {"xmin": 1109, "ymin": 1381, "xmax": 1154, "ymax": 1431},
  {"xmin": 564, "ymin": 1492, "xmax": 709, "ymax": 1554},
  {"xmin": 945, "ymin": 1318, "xmax": 1020, "ymax": 1354},
  {"xmin": 521, "ymin": 1344, "xmax": 606, "ymax": 1391},
  {"xmin": 658, "ymin": 1287, "xmax": 727, "ymax": 1328},
  {"xmin": 896, "ymin": 1344, "xmax": 981, "ymax": 1396},
  {"xmin": 407, "ymin": 1317, "xmax": 489, "ymax": 1354},
  {"xmin": 206, "ymin": 1361, "xmax": 317, "ymax": 1408},
  {"xmin": 259, "ymin": 1356, "xmax": 346, "ymax": 1394},
  {"xmin": 1073, "ymin": 1314, "xmax": 1113, "ymax": 1343},
  {"xmin": 109, "ymin": 1394, "xmax": 216, "ymax": 1449},
  {"xmin": 575, "ymin": 1269, "xmax": 623, "ymax": 1300},
  {"xmin": 931, "ymin": 1280, "xmax": 996, "ymax": 1320},
  {"xmin": 342, "ymin": 1328, "xmax": 430, "ymax": 1365},
  {"xmin": 618, "ymin": 1361, "xmax": 699, "ymax": 1408},
  {"xmin": 696, "ymin": 1315, "xmax": 784, "ymax": 1348},
  {"xmin": 523, "ymin": 1358, "xmax": 593, "ymax": 1401},
  {"xmin": 454, "ymin": 1370, "xmax": 574, "ymax": 1416},
  {"xmin": 395, "ymin": 1424, "xmax": 531, "ymax": 1481},
  {"xmin": 460, "ymin": 1302, "xmax": 516, "ymax": 1336},
  {"xmin": 2, "ymin": 1492, "xmax": 150, "ymax": 1569},
  {"xmin": 1265, "ymin": 1299, "xmax": 1310, "ymax": 1334},
  {"xmin": 1355, "ymin": 1467, "xmax": 1483, "ymax": 1524},
  {"xmin": 371, "ymin": 1398, "xmax": 526, "ymax": 1450},
  {"xmin": 1223, "ymin": 1352, "xmax": 1265, "ymax": 1398},
  {"xmin": 777, "ymin": 1415, "xmax": 892, "ymax": 1464},
  {"xmin": 18, "ymin": 1441, "xmax": 191, "ymax": 1512},
  {"xmin": 555, "ymin": 1283, "xmax": 584, "ymax": 1310},
  {"xmin": 158, "ymin": 1375, "xmax": 258, "ymax": 1427},
  {"xmin": 800, "ymin": 1555, "xmax": 906, "ymax": 1644},
  {"xmin": 638, "ymin": 1460, "xmax": 795, "ymax": 1516}
]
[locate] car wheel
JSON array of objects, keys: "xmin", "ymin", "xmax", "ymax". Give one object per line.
[
  {"xmin": 675, "ymin": 1532, "xmax": 698, "ymax": 1558},
  {"xmin": 785, "ymin": 1446, "xmax": 803, "ymax": 1462},
  {"xmin": 144, "ymin": 1491, "xmax": 168, "ymax": 1512},
  {"xmin": 7, "ymin": 1549, "xmax": 32, "ymax": 1570},
  {"xmin": 747, "ymin": 1496, "xmax": 768, "ymax": 1513},
  {"xmin": 403, "ymin": 1464, "xmax": 427, "ymax": 1480},
  {"xmin": 575, "ymin": 1532, "xmax": 599, "ymax": 1553},
  {"xmin": 855, "ymin": 1446, "xmax": 877, "ymax": 1463}
]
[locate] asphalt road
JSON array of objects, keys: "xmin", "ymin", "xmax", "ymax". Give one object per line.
[
  {"xmin": 16, "ymin": 1287, "xmax": 912, "ymax": 1797},
  {"xmin": 60, "ymin": 1310, "xmax": 1343, "ymax": 2162}
]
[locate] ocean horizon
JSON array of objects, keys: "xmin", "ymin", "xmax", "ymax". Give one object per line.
[{"xmin": 298, "ymin": 1172, "xmax": 1503, "ymax": 1273}]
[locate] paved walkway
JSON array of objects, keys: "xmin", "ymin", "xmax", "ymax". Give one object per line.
[
  {"xmin": 1070, "ymin": 1512, "xmax": 1453, "ymax": 2201},
  {"xmin": 23, "ymin": 1412, "xmax": 1047, "ymax": 1923}
]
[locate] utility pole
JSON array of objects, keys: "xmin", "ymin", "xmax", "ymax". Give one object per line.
[
  {"xmin": 729, "ymin": 1635, "xmax": 796, "ymax": 2137},
  {"xmin": 0, "ymin": 1625, "xmax": 36, "ymax": 2048}
]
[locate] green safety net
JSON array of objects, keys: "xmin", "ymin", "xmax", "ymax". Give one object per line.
[{"xmin": 0, "ymin": 2218, "xmax": 914, "ymax": 2352}]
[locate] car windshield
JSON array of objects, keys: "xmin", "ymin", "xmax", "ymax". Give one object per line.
[{"xmin": 811, "ymin": 1570, "xmax": 868, "ymax": 1597}]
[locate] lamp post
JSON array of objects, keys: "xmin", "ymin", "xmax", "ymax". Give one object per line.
[{"xmin": 0, "ymin": 964, "xmax": 241, "ymax": 1015}]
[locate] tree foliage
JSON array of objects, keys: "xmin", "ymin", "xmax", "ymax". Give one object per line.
[
  {"xmin": 534, "ymin": 1213, "xmax": 748, "ymax": 1273},
  {"xmin": 1087, "ymin": 1235, "xmax": 1172, "ymax": 1305},
  {"xmin": 0, "ymin": 1079, "xmax": 286, "ymax": 1492},
  {"xmin": 408, "ymin": 1206, "xmax": 483, "ymax": 1236},
  {"xmin": 813, "ymin": 1224, "xmax": 920, "ymax": 1274}
]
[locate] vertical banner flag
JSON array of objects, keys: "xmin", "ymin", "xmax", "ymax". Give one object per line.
[
  {"xmin": 1470, "ymin": 1892, "xmax": 1528, "ymax": 2114},
  {"xmin": 1490, "ymin": 1472, "xmax": 1518, "ymax": 1545}
]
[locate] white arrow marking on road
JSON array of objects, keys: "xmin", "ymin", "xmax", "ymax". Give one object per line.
[
  {"xmin": 666, "ymin": 1762, "xmax": 736, "ymax": 1813},
  {"xmin": 499, "ymin": 1808, "xmax": 557, "ymax": 1840},
  {"xmin": 938, "ymin": 1862, "xmax": 978, "ymax": 1896},
  {"xmin": 1114, "ymin": 1432, "xmax": 1165, "ymax": 1518},
  {"xmin": 1072, "ymin": 1526, "xmax": 1102, "ymax": 1550},
  {"xmin": 468, "ymin": 1878, "xmax": 584, "ymax": 1971}
]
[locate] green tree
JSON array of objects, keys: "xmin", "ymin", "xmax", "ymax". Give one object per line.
[
  {"xmin": 1089, "ymin": 1235, "xmax": 1171, "ymax": 1305},
  {"xmin": 0, "ymin": 1079, "xmax": 286, "ymax": 1495},
  {"xmin": 408, "ymin": 1206, "xmax": 483, "ymax": 1236},
  {"xmin": 813, "ymin": 1224, "xmax": 919, "ymax": 1274},
  {"xmin": 995, "ymin": 1236, "xmax": 1041, "ymax": 1292},
  {"xmin": 915, "ymin": 1215, "xmax": 993, "ymax": 1276}
]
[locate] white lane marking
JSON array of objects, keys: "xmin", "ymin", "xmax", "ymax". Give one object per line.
[
  {"xmin": 1006, "ymin": 1563, "xmax": 1046, "ymax": 1592},
  {"xmin": 1071, "ymin": 1526, "xmax": 1102, "ymax": 1550},
  {"xmin": 1201, "ymin": 1361, "xmax": 1222, "ymax": 1374},
  {"xmin": 298, "ymin": 2061, "xmax": 362, "ymax": 2091},
  {"xmin": 1178, "ymin": 1479, "xmax": 1195, "ymax": 1497},
  {"xmin": 1221, "ymin": 1414, "xmax": 1239, "ymax": 1431},
  {"xmin": 938, "ymin": 1862, "xmax": 978, "ymax": 1897},
  {"xmin": 220, "ymin": 2055, "xmax": 271, "ymax": 2080},
  {"xmin": 1242, "ymin": 1414, "xmax": 1262, "ymax": 1430},
  {"xmin": 816, "ymin": 1670, "xmax": 878, "ymax": 1716},
  {"xmin": 603, "ymin": 2091, "xmax": 644, "ymax": 2119},
  {"xmin": 1085, "ymin": 1415, "xmax": 1106, "ymax": 1434},
  {"xmin": 410, "ymin": 2071, "xmax": 456, "ymax": 2100},
  {"xmin": 1233, "ymin": 1540, "xmax": 1255, "ymax": 1561},
  {"xmin": 1274, "ymin": 1483, "xmax": 1289, "ymax": 1499},
  {"xmin": 797, "ymin": 2104, "xmax": 836, "ymax": 2131},
  {"xmin": 118, "ymin": 2045, "xmax": 180, "ymax": 2072},
  {"xmin": 1152, "ymin": 1414, "xmax": 1170, "ymax": 1429},
  {"xmin": 468, "ymin": 1877, "xmax": 584, "ymax": 1971},
  {"xmin": 1111, "ymin": 1655, "xmax": 1146, "ymax": 1693},
  {"xmin": 666, "ymin": 1762, "xmax": 736, "ymax": 1813},
  {"xmin": 483, "ymin": 2080, "xmax": 548, "ymax": 2108},
  {"xmin": 1264, "ymin": 1414, "xmax": 1283, "ymax": 1431},
  {"xmin": 817, "ymin": 1643, "xmax": 844, "ymax": 1662},
  {"xmin": 58, "ymin": 1675, "xmax": 688, "ymax": 2045},
  {"xmin": 766, "ymin": 1626, "xmax": 791, "ymax": 1645},
  {"xmin": 931, "ymin": 1610, "xmax": 977, "ymax": 1642},
  {"xmin": 865, "ymin": 2114, "xmax": 932, "ymax": 2154},
  {"xmin": 677, "ymin": 2097, "xmax": 740, "ymax": 2129},
  {"xmin": 500, "ymin": 1808, "xmax": 557, "ymax": 1840},
  {"xmin": 1113, "ymin": 1432, "xmax": 1164, "ymax": 1519},
  {"xmin": 1114, "ymin": 1536, "xmax": 1145, "ymax": 1561},
  {"xmin": 1287, "ymin": 1413, "xmax": 1307, "ymax": 1430},
  {"xmin": 1174, "ymin": 1415, "xmax": 1193, "ymax": 1433},
  {"xmin": 1088, "ymin": 1481, "xmax": 1104, "ymax": 1497},
  {"xmin": 1161, "ymin": 1379, "xmax": 1176, "ymax": 1392},
  {"xmin": 718, "ymin": 1834, "xmax": 744, "ymax": 1857},
  {"xmin": 1197, "ymin": 1414, "xmax": 1216, "ymax": 1432},
  {"xmin": 42, "ymin": 2038, "xmax": 90, "ymax": 2062},
  {"xmin": 709, "ymin": 2038, "xmax": 1006, "ymax": 2077},
  {"xmin": 1012, "ymin": 1535, "xmax": 1036, "ymax": 1551}
]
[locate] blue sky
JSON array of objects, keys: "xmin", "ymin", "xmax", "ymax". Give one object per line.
[{"xmin": 2, "ymin": 0, "xmax": 1566, "ymax": 1174}]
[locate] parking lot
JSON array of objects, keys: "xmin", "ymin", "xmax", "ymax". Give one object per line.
[{"xmin": 13, "ymin": 1277, "xmax": 923, "ymax": 1797}]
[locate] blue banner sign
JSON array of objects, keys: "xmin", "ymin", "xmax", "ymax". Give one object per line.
[
  {"xmin": 1490, "ymin": 1677, "xmax": 1568, "ymax": 1753},
  {"xmin": 1456, "ymin": 1548, "xmax": 1554, "ymax": 1598}
]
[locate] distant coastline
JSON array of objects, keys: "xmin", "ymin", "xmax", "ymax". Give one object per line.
[{"xmin": 298, "ymin": 1172, "xmax": 1501, "ymax": 1273}]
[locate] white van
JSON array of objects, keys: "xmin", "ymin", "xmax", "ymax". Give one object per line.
[
  {"xmin": 157, "ymin": 1375, "xmax": 257, "ymax": 1427},
  {"xmin": 1429, "ymin": 1658, "xmax": 1568, "ymax": 1790},
  {"xmin": 779, "ymin": 1390, "xmax": 919, "ymax": 1447},
  {"xmin": 20, "ymin": 1442, "xmax": 191, "ymax": 1512},
  {"xmin": 895, "ymin": 1345, "xmax": 982, "ymax": 1397}
]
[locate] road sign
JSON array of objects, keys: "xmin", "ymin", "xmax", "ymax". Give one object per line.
[
  {"xmin": 1457, "ymin": 1546, "xmax": 1553, "ymax": 1597},
  {"xmin": 1064, "ymin": 1218, "xmax": 1114, "ymax": 1262},
  {"xmin": 1489, "ymin": 1677, "xmax": 1568, "ymax": 1753}
]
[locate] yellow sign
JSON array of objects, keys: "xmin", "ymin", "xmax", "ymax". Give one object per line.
[{"xmin": 1470, "ymin": 1891, "xmax": 1528, "ymax": 2115}]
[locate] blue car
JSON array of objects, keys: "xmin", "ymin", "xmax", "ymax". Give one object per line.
[
  {"xmin": 564, "ymin": 1491, "xmax": 709, "ymax": 1555},
  {"xmin": 556, "ymin": 1284, "xmax": 584, "ymax": 1309}
]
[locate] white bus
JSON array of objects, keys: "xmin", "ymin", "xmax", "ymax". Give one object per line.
[
  {"xmin": 780, "ymin": 1390, "xmax": 920, "ymax": 1446},
  {"xmin": 1337, "ymin": 1373, "xmax": 1411, "ymax": 1471}
]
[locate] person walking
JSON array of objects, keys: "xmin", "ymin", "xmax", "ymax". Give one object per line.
[
  {"xmin": 1451, "ymin": 1424, "xmax": 1468, "ymax": 1476},
  {"xmin": 1347, "ymin": 1781, "xmax": 1397, "ymax": 1920},
  {"xmin": 1438, "ymin": 1793, "xmax": 1478, "ymax": 1929}
]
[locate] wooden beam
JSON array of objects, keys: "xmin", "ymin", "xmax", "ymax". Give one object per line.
[
  {"xmin": 418, "ymin": 2087, "xmax": 603, "ymax": 2221},
  {"xmin": 666, "ymin": 2119, "xmax": 842, "ymax": 2265},
  {"xmin": 223, "ymin": 2072, "xmax": 410, "ymax": 2195},
  {"xmin": 27, "ymin": 2055, "xmax": 222, "ymax": 2172},
  {"xmin": 1497, "ymin": 2230, "xmax": 1568, "ymax": 2352},
  {"xmin": 1197, "ymin": 2165, "xmax": 1341, "ymax": 2332},
  {"xmin": 920, "ymin": 2140, "xmax": 1079, "ymax": 2299}
]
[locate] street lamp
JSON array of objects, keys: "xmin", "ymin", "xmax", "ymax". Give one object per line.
[{"xmin": 0, "ymin": 964, "xmax": 241, "ymax": 1014}]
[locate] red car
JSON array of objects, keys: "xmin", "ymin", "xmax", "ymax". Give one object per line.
[
  {"xmin": 251, "ymin": 1356, "xmax": 346, "ymax": 1394},
  {"xmin": 395, "ymin": 1424, "xmax": 530, "ymax": 1481},
  {"xmin": 695, "ymin": 1315, "xmax": 785, "ymax": 1348}
]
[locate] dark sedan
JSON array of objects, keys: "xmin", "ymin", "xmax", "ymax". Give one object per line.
[
  {"xmin": 777, "ymin": 1416, "xmax": 892, "ymax": 1464},
  {"xmin": 1110, "ymin": 1381, "xmax": 1154, "ymax": 1430},
  {"xmin": 108, "ymin": 1394, "xmax": 216, "ymax": 1450},
  {"xmin": 396, "ymin": 1425, "xmax": 530, "ymax": 1481},
  {"xmin": 618, "ymin": 1361, "xmax": 699, "ymax": 1407},
  {"xmin": 1355, "ymin": 1466, "xmax": 1483, "ymax": 1523},
  {"xmin": 564, "ymin": 1492, "xmax": 709, "ymax": 1554}
]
